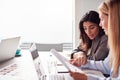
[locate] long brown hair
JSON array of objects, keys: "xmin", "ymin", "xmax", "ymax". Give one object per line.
[{"xmin": 78, "ymin": 11, "xmax": 104, "ymax": 51}]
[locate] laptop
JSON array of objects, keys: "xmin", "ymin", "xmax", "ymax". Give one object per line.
[
  {"xmin": 0, "ymin": 36, "xmax": 20, "ymax": 63},
  {"xmin": 29, "ymin": 43, "xmax": 45, "ymax": 79}
]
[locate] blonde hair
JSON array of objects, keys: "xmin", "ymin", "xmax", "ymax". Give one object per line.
[
  {"xmin": 108, "ymin": 0, "xmax": 120, "ymax": 77},
  {"xmin": 98, "ymin": 2, "xmax": 109, "ymax": 15},
  {"xmin": 99, "ymin": 0, "xmax": 120, "ymax": 77}
]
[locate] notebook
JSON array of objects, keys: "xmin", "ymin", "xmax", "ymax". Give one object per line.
[{"xmin": 0, "ymin": 36, "xmax": 20, "ymax": 63}]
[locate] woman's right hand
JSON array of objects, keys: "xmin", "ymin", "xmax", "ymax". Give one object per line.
[{"xmin": 70, "ymin": 52, "xmax": 87, "ymax": 67}]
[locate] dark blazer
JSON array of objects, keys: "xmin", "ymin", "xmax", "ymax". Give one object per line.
[{"xmin": 71, "ymin": 35, "xmax": 109, "ymax": 61}]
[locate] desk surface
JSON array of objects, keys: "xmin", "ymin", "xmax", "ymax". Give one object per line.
[
  {"xmin": 0, "ymin": 50, "xmax": 104, "ymax": 80},
  {"xmin": 38, "ymin": 51, "xmax": 104, "ymax": 80},
  {"xmin": 38, "ymin": 51, "xmax": 74, "ymax": 80},
  {"xmin": 0, "ymin": 50, "xmax": 39, "ymax": 80},
  {"xmin": 38, "ymin": 51, "xmax": 71, "ymax": 74},
  {"xmin": 0, "ymin": 50, "xmax": 73, "ymax": 80}
]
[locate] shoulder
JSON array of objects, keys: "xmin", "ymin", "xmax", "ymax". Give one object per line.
[
  {"xmin": 100, "ymin": 35, "xmax": 108, "ymax": 42},
  {"xmin": 101, "ymin": 35, "xmax": 108, "ymax": 40}
]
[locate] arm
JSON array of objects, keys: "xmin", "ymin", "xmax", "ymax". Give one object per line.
[
  {"xmin": 70, "ymin": 67, "xmax": 120, "ymax": 80},
  {"xmin": 81, "ymin": 55, "xmax": 110, "ymax": 75},
  {"xmin": 70, "ymin": 55, "xmax": 120, "ymax": 80},
  {"xmin": 70, "ymin": 56, "xmax": 110, "ymax": 80}
]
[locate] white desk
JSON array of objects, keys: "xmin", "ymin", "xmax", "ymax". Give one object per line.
[
  {"xmin": 38, "ymin": 51, "xmax": 74, "ymax": 80},
  {"xmin": 0, "ymin": 50, "xmax": 104, "ymax": 80},
  {"xmin": 38, "ymin": 51, "xmax": 104, "ymax": 80},
  {"xmin": 0, "ymin": 50, "xmax": 39, "ymax": 80}
]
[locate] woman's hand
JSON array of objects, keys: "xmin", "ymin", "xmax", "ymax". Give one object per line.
[
  {"xmin": 69, "ymin": 71, "xmax": 87, "ymax": 80},
  {"xmin": 70, "ymin": 52, "xmax": 87, "ymax": 67}
]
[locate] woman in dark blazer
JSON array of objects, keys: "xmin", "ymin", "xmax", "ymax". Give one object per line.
[{"xmin": 71, "ymin": 11, "xmax": 109, "ymax": 65}]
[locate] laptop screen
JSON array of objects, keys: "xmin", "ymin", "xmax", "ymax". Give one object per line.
[
  {"xmin": 29, "ymin": 43, "xmax": 44, "ymax": 79},
  {"xmin": 0, "ymin": 37, "xmax": 20, "ymax": 63}
]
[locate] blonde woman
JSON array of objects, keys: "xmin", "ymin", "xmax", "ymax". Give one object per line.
[{"xmin": 69, "ymin": 0, "xmax": 120, "ymax": 80}]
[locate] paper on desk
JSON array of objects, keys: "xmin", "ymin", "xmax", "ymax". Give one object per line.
[
  {"xmin": 51, "ymin": 49, "xmax": 104, "ymax": 78},
  {"xmin": 50, "ymin": 49, "xmax": 84, "ymax": 73}
]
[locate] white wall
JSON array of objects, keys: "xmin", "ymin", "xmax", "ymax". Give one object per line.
[
  {"xmin": 73, "ymin": 0, "xmax": 104, "ymax": 48},
  {"xmin": 0, "ymin": 0, "xmax": 73, "ymax": 44}
]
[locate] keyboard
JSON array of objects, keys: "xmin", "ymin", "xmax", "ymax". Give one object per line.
[
  {"xmin": 0, "ymin": 63, "xmax": 18, "ymax": 76},
  {"xmin": 41, "ymin": 73, "xmax": 73, "ymax": 80}
]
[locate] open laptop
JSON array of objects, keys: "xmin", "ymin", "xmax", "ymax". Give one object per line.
[
  {"xmin": 0, "ymin": 36, "xmax": 20, "ymax": 63},
  {"xmin": 29, "ymin": 43, "xmax": 45, "ymax": 80}
]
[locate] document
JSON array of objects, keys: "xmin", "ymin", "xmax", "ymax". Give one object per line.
[
  {"xmin": 50, "ymin": 49, "xmax": 104, "ymax": 78},
  {"xmin": 50, "ymin": 49, "xmax": 84, "ymax": 73}
]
